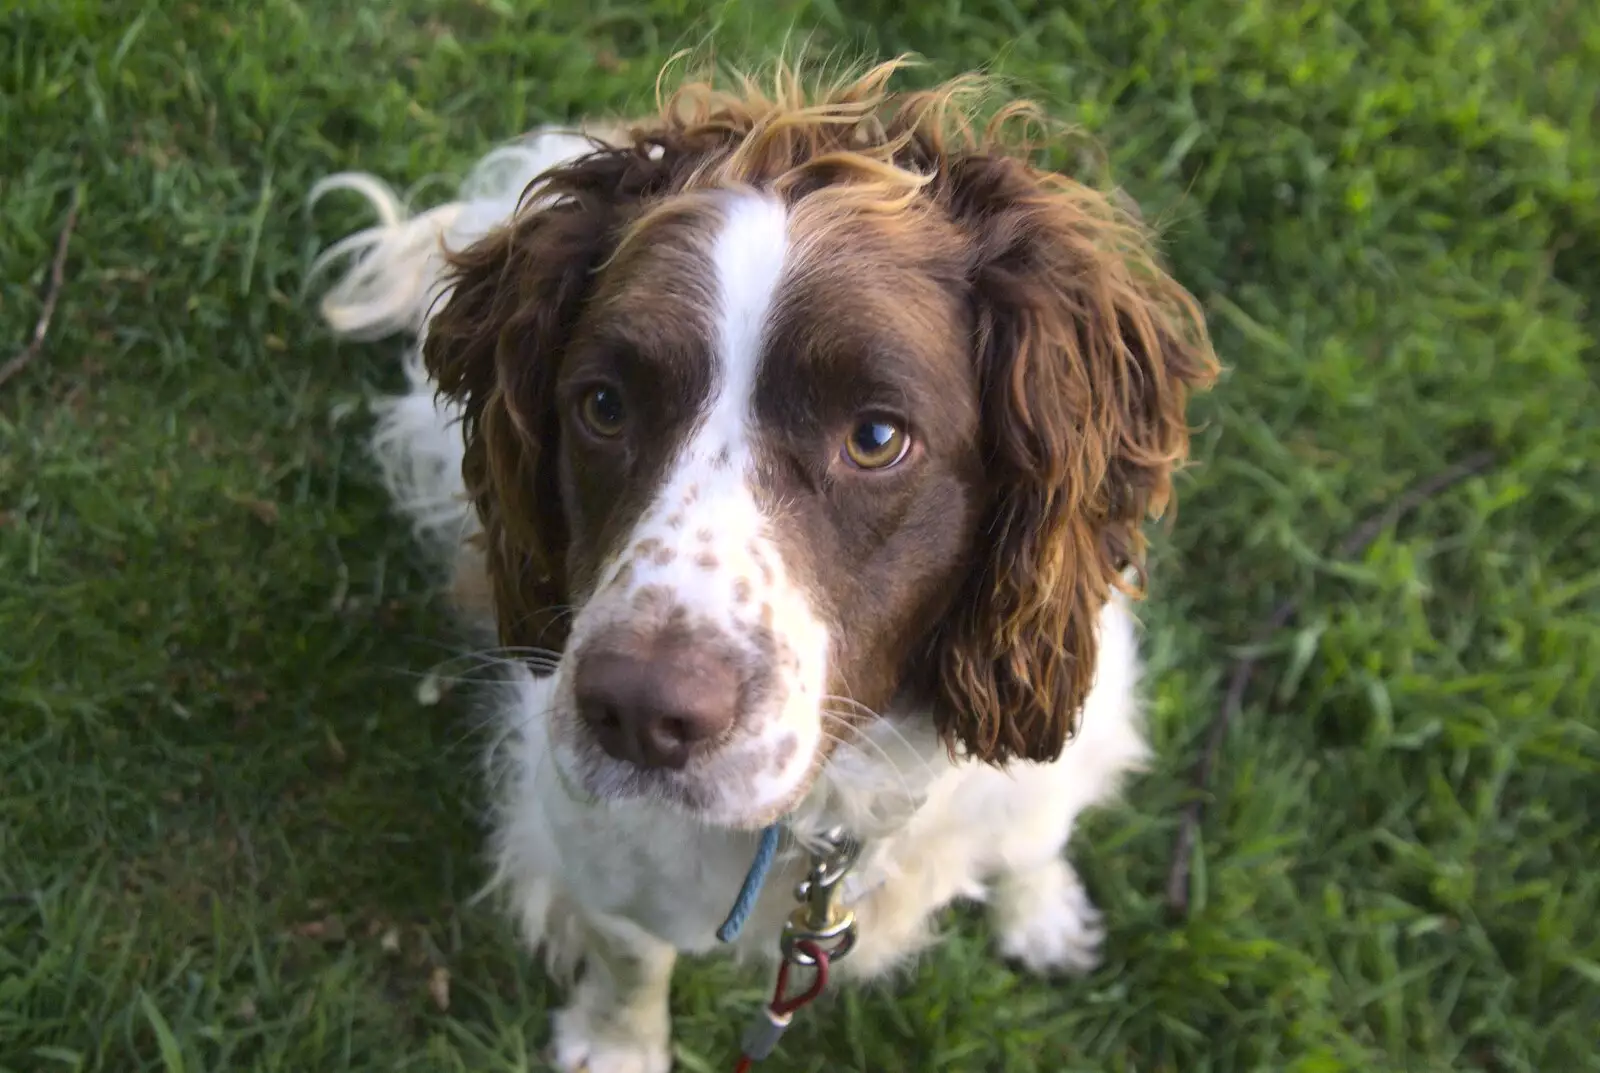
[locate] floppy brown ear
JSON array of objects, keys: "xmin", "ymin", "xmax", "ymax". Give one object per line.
[
  {"xmin": 931, "ymin": 152, "xmax": 1220, "ymax": 764},
  {"xmin": 423, "ymin": 138, "xmax": 689, "ymax": 655}
]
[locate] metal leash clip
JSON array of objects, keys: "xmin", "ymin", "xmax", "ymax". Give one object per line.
[
  {"xmin": 778, "ymin": 826, "xmax": 861, "ymax": 967},
  {"xmin": 734, "ymin": 827, "xmax": 864, "ymax": 1071}
]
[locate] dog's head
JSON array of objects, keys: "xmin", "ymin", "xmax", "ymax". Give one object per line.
[{"xmin": 429, "ymin": 60, "xmax": 1218, "ymax": 829}]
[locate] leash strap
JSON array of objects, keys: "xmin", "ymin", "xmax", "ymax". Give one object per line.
[{"xmin": 716, "ymin": 821, "xmax": 783, "ymax": 943}]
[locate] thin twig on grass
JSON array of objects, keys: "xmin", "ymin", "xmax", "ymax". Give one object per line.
[
  {"xmin": 1165, "ymin": 449, "xmax": 1498, "ymax": 916},
  {"xmin": 0, "ymin": 188, "xmax": 82, "ymax": 391}
]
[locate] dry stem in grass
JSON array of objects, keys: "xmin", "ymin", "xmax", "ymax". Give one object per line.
[{"xmin": 0, "ymin": 187, "xmax": 82, "ymax": 392}]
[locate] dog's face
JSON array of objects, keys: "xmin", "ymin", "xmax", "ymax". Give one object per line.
[
  {"xmin": 546, "ymin": 191, "xmax": 986, "ymax": 824},
  {"xmin": 428, "ymin": 65, "xmax": 1218, "ymax": 829}
]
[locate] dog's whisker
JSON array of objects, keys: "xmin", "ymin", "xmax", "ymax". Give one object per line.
[
  {"xmin": 506, "ymin": 604, "xmax": 579, "ymax": 636},
  {"xmin": 821, "ymin": 707, "xmax": 928, "ymax": 787},
  {"xmin": 427, "ymin": 654, "xmax": 562, "ymax": 676},
  {"xmin": 424, "ymin": 648, "xmax": 563, "ymax": 673},
  {"xmin": 458, "ymin": 698, "xmax": 562, "ymax": 756},
  {"xmin": 386, "ymin": 668, "xmax": 511, "ymax": 686},
  {"xmin": 444, "ymin": 644, "xmax": 565, "ymax": 663},
  {"xmin": 819, "ymin": 692, "xmax": 879, "ymax": 719},
  {"xmin": 400, "ymin": 633, "xmax": 565, "ymax": 660},
  {"xmin": 821, "ymin": 696, "xmax": 936, "ymax": 779},
  {"xmin": 819, "ymin": 713, "xmax": 921, "ymax": 806},
  {"xmin": 402, "ymin": 651, "xmax": 563, "ymax": 674},
  {"xmin": 820, "ymin": 677, "xmax": 933, "ymax": 771}
]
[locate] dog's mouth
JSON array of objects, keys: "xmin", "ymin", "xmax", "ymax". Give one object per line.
[
  {"xmin": 549, "ymin": 702, "xmax": 831, "ymax": 831},
  {"xmin": 562, "ymin": 747, "xmax": 714, "ymax": 808}
]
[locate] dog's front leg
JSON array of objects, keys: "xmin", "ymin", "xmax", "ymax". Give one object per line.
[{"xmin": 549, "ymin": 914, "xmax": 677, "ymax": 1073}]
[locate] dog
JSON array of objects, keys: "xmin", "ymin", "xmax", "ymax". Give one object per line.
[{"xmin": 311, "ymin": 58, "xmax": 1219, "ymax": 1073}]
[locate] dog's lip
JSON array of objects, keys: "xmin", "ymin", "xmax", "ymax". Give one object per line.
[
  {"xmin": 558, "ymin": 740, "xmax": 709, "ymax": 798},
  {"xmin": 589, "ymin": 766, "xmax": 719, "ymax": 818},
  {"xmin": 555, "ymin": 736, "xmax": 814, "ymax": 830}
]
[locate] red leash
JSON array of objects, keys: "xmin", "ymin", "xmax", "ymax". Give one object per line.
[{"xmin": 733, "ymin": 939, "xmax": 831, "ymax": 1071}]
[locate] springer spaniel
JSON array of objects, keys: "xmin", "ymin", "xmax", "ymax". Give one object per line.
[{"xmin": 312, "ymin": 59, "xmax": 1218, "ymax": 1073}]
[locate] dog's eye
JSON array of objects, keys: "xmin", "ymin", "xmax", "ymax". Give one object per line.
[
  {"xmin": 842, "ymin": 417, "xmax": 910, "ymax": 470},
  {"xmin": 578, "ymin": 386, "xmax": 626, "ymax": 439}
]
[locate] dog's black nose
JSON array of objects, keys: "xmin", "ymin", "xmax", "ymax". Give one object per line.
[{"xmin": 574, "ymin": 644, "xmax": 741, "ymax": 770}]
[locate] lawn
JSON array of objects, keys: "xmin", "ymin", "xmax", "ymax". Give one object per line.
[{"xmin": 2, "ymin": 0, "xmax": 1596, "ymax": 1070}]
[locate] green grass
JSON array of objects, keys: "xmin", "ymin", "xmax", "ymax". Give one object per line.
[{"xmin": 2, "ymin": 0, "xmax": 1596, "ymax": 1070}]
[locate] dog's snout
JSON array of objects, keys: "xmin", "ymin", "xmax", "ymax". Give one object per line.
[{"xmin": 574, "ymin": 643, "xmax": 741, "ymax": 770}]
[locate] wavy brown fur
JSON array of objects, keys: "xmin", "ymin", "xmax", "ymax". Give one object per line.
[{"xmin": 424, "ymin": 57, "xmax": 1220, "ymax": 766}]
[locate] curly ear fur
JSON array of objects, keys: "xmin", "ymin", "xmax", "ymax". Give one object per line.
[
  {"xmin": 424, "ymin": 140, "xmax": 694, "ymax": 655},
  {"xmin": 930, "ymin": 152, "xmax": 1220, "ymax": 765}
]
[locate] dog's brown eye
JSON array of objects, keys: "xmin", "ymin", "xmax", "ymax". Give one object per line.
[
  {"xmin": 579, "ymin": 386, "xmax": 626, "ymax": 438},
  {"xmin": 843, "ymin": 418, "xmax": 910, "ymax": 470}
]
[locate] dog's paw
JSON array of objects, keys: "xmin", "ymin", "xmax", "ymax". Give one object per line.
[
  {"xmin": 549, "ymin": 1002, "xmax": 672, "ymax": 1073},
  {"xmin": 991, "ymin": 858, "xmax": 1106, "ymax": 976}
]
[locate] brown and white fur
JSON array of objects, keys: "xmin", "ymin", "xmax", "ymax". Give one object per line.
[{"xmin": 311, "ymin": 60, "xmax": 1218, "ymax": 1073}]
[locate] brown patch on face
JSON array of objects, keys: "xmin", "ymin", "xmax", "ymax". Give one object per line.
[
  {"xmin": 747, "ymin": 195, "xmax": 986, "ymax": 741},
  {"xmin": 610, "ymin": 560, "xmax": 635, "ymax": 590},
  {"xmin": 634, "ymin": 538, "xmax": 663, "ymax": 559},
  {"xmin": 694, "ymin": 551, "xmax": 718, "ymax": 570},
  {"xmin": 733, "ymin": 578, "xmax": 752, "ymax": 604},
  {"xmin": 771, "ymin": 732, "xmax": 799, "ymax": 774},
  {"xmin": 666, "ymin": 513, "xmax": 685, "ymax": 528},
  {"xmin": 753, "ymin": 113, "xmax": 1211, "ymax": 765},
  {"xmin": 696, "ymin": 527, "xmax": 714, "ymax": 542},
  {"xmin": 737, "ymin": 621, "xmax": 781, "ymax": 721},
  {"xmin": 713, "ymin": 445, "xmax": 731, "ymax": 467},
  {"xmin": 744, "ymin": 542, "xmax": 778, "ymax": 585},
  {"xmin": 430, "ymin": 156, "xmax": 739, "ymax": 633},
  {"xmin": 631, "ymin": 584, "xmax": 672, "ymax": 614},
  {"xmin": 760, "ymin": 603, "xmax": 775, "ymax": 629},
  {"xmin": 549, "ymin": 196, "xmax": 727, "ymax": 601},
  {"xmin": 743, "ymin": 544, "xmax": 775, "ymax": 586}
]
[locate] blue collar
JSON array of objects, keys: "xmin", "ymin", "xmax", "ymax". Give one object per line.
[{"xmin": 715, "ymin": 822, "xmax": 784, "ymax": 943}]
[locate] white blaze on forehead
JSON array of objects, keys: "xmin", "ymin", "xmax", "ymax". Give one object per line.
[
  {"xmin": 580, "ymin": 188, "xmax": 794, "ymax": 615},
  {"xmin": 708, "ymin": 190, "xmax": 790, "ymax": 446},
  {"xmin": 605, "ymin": 188, "xmax": 789, "ymax": 557},
  {"xmin": 559, "ymin": 188, "xmax": 825, "ymax": 827}
]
